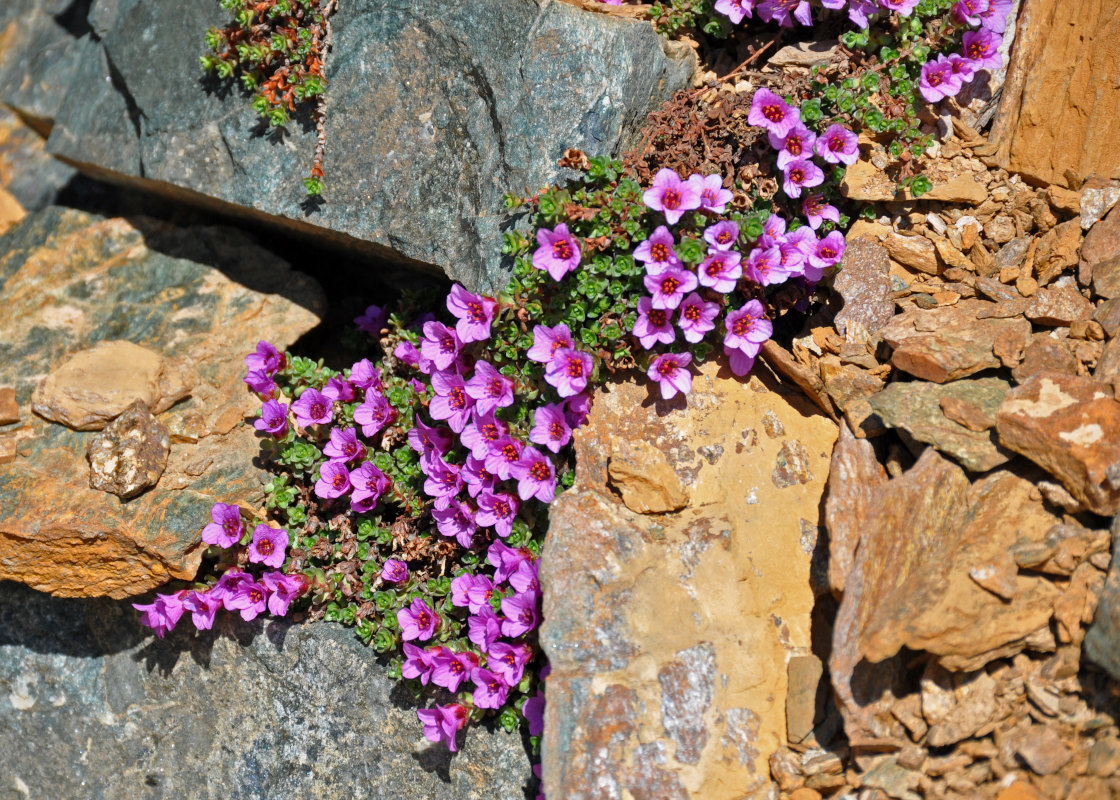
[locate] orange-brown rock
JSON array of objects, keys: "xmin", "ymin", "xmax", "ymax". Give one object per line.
[
  {"xmin": 0, "ymin": 184, "xmax": 24, "ymax": 234},
  {"xmin": 987, "ymin": 0, "xmax": 1120, "ymax": 187},
  {"xmin": 541, "ymin": 360, "xmax": 838, "ymax": 800},
  {"xmin": 0, "ymin": 387, "xmax": 18, "ymax": 425}
]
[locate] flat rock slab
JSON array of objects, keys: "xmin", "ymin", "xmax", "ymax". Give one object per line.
[
  {"xmin": 1084, "ymin": 515, "xmax": 1120, "ymax": 682},
  {"xmin": 0, "ymin": 207, "xmax": 323, "ymax": 598},
  {"xmin": 0, "ymin": 581, "xmax": 530, "ymax": 798},
  {"xmin": 44, "ymin": 0, "xmax": 693, "ymax": 292},
  {"xmin": 540, "ymin": 360, "xmax": 838, "ymax": 799}
]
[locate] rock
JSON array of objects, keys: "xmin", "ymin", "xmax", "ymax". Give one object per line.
[
  {"xmin": 993, "ymin": 236, "xmax": 1033, "ymax": 274},
  {"xmin": 0, "ymin": 0, "xmax": 86, "ymax": 129},
  {"xmin": 1098, "ymin": 338, "xmax": 1120, "ymax": 384},
  {"xmin": 918, "ymin": 174, "xmax": 988, "ymax": 205},
  {"xmin": 1080, "ymin": 177, "xmax": 1120, "ymax": 230},
  {"xmin": 0, "ymin": 106, "xmax": 75, "ymax": 212},
  {"xmin": 825, "ymin": 423, "xmax": 887, "ymax": 596},
  {"xmin": 607, "ymin": 435, "xmax": 689, "ymax": 514},
  {"xmin": 1047, "ymin": 185, "xmax": 1082, "ymax": 216},
  {"xmin": 1024, "ymin": 284, "xmax": 1094, "ymax": 326},
  {"xmin": 832, "ymin": 448, "xmax": 1061, "ymax": 676},
  {"xmin": 768, "ymin": 40, "xmax": 840, "ymax": 68},
  {"xmin": 786, "ymin": 655, "xmax": 824, "ymax": 744},
  {"xmin": 0, "ymin": 583, "xmax": 529, "ymax": 796},
  {"xmin": 996, "ymin": 783, "xmax": 1046, "ymax": 800},
  {"xmin": 839, "ymin": 160, "xmax": 986, "ymax": 204},
  {"xmin": 86, "ymin": 401, "xmax": 171, "ymax": 500},
  {"xmin": 920, "ymin": 663, "xmax": 998, "ymax": 747},
  {"xmin": 866, "ymin": 378, "xmax": 1011, "ymax": 473},
  {"xmin": 1013, "ymin": 725, "xmax": 1073, "ymax": 775},
  {"xmin": 883, "ymin": 232, "xmax": 939, "ymax": 276},
  {"xmin": 1092, "ymin": 253, "xmax": 1120, "ymax": 299},
  {"xmin": 0, "ymin": 387, "xmax": 18, "ymax": 425},
  {"xmin": 878, "ymin": 302, "xmax": 1032, "ymax": 383},
  {"xmin": 996, "ymin": 373, "xmax": 1120, "ymax": 516},
  {"xmin": 833, "ymin": 237, "xmax": 894, "ymax": 343},
  {"xmin": 1087, "ymin": 735, "xmax": 1120, "ymax": 777},
  {"xmin": 1095, "ymin": 296, "xmax": 1120, "ymax": 338},
  {"xmin": 987, "ymin": 0, "xmax": 1120, "ymax": 187},
  {"xmin": 819, "ymin": 360, "xmax": 884, "ymax": 414},
  {"xmin": 44, "ymin": 0, "xmax": 693, "ymax": 292},
  {"xmin": 31, "ymin": 340, "xmax": 193, "ymax": 431},
  {"xmin": 540, "ymin": 360, "xmax": 838, "ymax": 800},
  {"xmin": 1084, "ymin": 515, "xmax": 1120, "ymax": 682},
  {"xmin": 0, "ymin": 185, "xmax": 25, "ymax": 234},
  {"xmin": 860, "ymin": 757, "xmax": 920, "ymax": 800},
  {"xmin": 1012, "ymin": 336, "xmax": 1079, "ymax": 383},
  {"xmin": 1032, "ymin": 218, "xmax": 1082, "ymax": 285},
  {"xmin": 1081, "ymin": 205, "xmax": 1120, "ymax": 284},
  {"xmin": 0, "ymin": 207, "xmax": 323, "ymax": 598}
]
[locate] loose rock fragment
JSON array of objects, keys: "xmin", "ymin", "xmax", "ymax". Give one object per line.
[{"xmin": 86, "ymin": 401, "xmax": 171, "ymax": 500}]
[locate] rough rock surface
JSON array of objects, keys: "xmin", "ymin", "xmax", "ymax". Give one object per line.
[
  {"xmin": 0, "ymin": 207, "xmax": 323, "ymax": 598},
  {"xmin": 833, "ymin": 237, "xmax": 894, "ymax": 343},
  {"xmin": 43, "ymin": 0, "xmax": 693, "ymax": 292},
  {"xmin": 1083, "ymin": 514, "xmax": 1120, "ymax": 681},
  {"xmin": 87, "ymin": 400, "xmax": 171, "ymax": 499},
  {"xmin": 0, "ymin": 582, "xmax": 530, "ymax": 798},
  {"xmin": 540, "ymin": 360, "xmax": 838, "ymax": 799}
]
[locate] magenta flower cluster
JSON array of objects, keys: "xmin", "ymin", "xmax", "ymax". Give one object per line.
[
  {"xmin": 919, "ymin": 2, "xmax": 1010, "ymax": 103},
  {"xmin": 714, "ymin": 0, "xmax": 918, "ymax": 29}
]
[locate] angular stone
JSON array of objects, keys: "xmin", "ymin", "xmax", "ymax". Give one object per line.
[
  {"xmin": 541, "ymin": 360, "xmax": 837, "ymax": 800},
  {"xmin": 0, "ymin": 583, "xmax": 529, "ymax": 796},
  {"xmin": 31, "ymin": 340, "xmax": 192, "ymax": 431},
  {"xmin": 1096, "ymin": 337, "xmax": 1120, "ymax": 384},
  {"xmin": 997, "ymin": 373, "xmax": 1120, "ymax": 516},
  {"xmin": 607, "ymin": 435, "xmax": 689, "ymax": 514},
  {"xmin": 1014, "ymin": 726, "xmax": 1073, "ymax": 776},
  {"xmin": 0, "ymin": 185, "xmax": 25, "ymax": 235},
  {"xmin": 833, "ymin": 237, "xmax": 894, "ymax": 343},
  {"xmin": 878, "ymin": 301, "xmax": 1032, "ymax": 383},
  {"xmin": 0, "ymin": 106, "xmax": 75, "ymax": 212},
  {"xmin": 1024, "ymin": 284, "xmax": 1094, "ymax": 326},
  {"xmin": 1084, "ymin": 515, "xmax": 1120, "ymax": 682},
  {"xmin": 819, "ymin": 360, "xmax": 884, "ymax": 414},
  {"xmin": 920, "ymin": 663, "xmax": 998, "ymax": 747},
  {"xmin": 44, "ymin": 0, "xmax": 692, "ymax": 292},
  {"xmin": 1081, "ymin": 177, "xmax": 1120, "ymax": 230},
  {"xmin": 1081, "ymin": 204, "xmax": 1120, "ymax": 284},
  {"xmin": 1092, "ymin": 253, "xmax": 1120, "ymax": 300},
  {"xmin": 1012, "ymin": 335, "xmax": 1079, "ymax": 383},
  {"xmin": 1033, "ymin": 218, "xmax": 1083, "ymax": 285},
  {"xmin": 993, "ymin": 237, "xmax": 1033, "ymax": 274},
  {"xmin": 883, "ymin": 232, "xmax": 939, "ymax": 275},
  {"xmin": 1095, "ymin": 296, "xmax": 1120, "ymax": 338},
  {"xmin": 0, "ymin": 387, "xmax": 17, "ymax": 425},
  {"xmin": 0, "ymin": 0, "xmax": 86, "ymax": 129},
  {"xmin": 86, "ymin": 401, "xmax": 171, "ymax": 500},
  {"xmin": 825, "ymin": 423, "xmax": 887, "ymax": 596},
  {"xmin": 786, "ymin": 655, "xmax": 824, "ymax": 744},
  {"xmin": 767, "ymin": 40, "xmax": 840, "ymax": 68},
  {"xmin": 0, "ymin": 207, "xmax": 323, "ymax": 598}
]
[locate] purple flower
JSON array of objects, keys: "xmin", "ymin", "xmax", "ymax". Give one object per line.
[
  {"xmin": 808, "ymin": 230, "xmax": 846, "ymax": 276},
  {"xmin": 469, "ymin": 606, "xmax": 503, "ymax": 651},
  {"xmin": 648, "ymin": 352, "xmax": 694, "ymax": 400},
  {"xmin": 758, "ymin": 0, "xmax": 812, "ymax": 26},
  {"xmin": 472, "ymin": 668, "xmax": 511, "ymax": 709},
  {"xmin": 423, "ymin": 456, "xmax": 463, "ymax": 509},
  {"xmin": 514, "ymin": 446, "xmax": 557, "ymax": 504},
  {"xmin": 879, "ymin": 0, "xmax": 920, "ymax": 15},
  {"xmin": 488, "ymin": 642, "xmax": 532, "ymax": 687},
  {"xmin": 245, "ymin": 341, "xmax": 283, "ymax": 375},
  {"xmin": 262, "ymin": 571, "xmax": 304, "ymax": 616},
  {"xmin": 429, "ymin": 370, "xmax": 474, "ymax": 433},
  {"xmin": 527, "ymin": 322, "xmax": 574, "ymax": 366},
  {"xmin": 760, "ymin": 213, "xmax": 787, "ymax": 245},
  {"xmin": 248, "ymin": 524, "xmax": 289, "ymax": 569},
  {"xmin": 488, "ymin": 540, "xmax": 532, "ymax": 585},
  {"xmin": 465, "ymin": 360, "xmax": 514, "ymax": 416},
  {"xmin": 420, "ymin": 321, "xmax": 462, "ymax": 372},
  {"xmin": 315, "ymin": 460, "xmax": 351, "ymax": 500},
  {"xmin": 781, "ymin": 159, "xmax": 825, "ymax": 199},
  {"xmin": 633, "ymin": 296, "xmax": 676, "ymax": 350},
  {"xmin": 354, "ymin": 304, "xmax": 386, "ymax": 336},
  {"xmin": 979, "ymin": 0, "xmax": 1011, "ymax": 32},
  {"xmin": 354, "ymin": 392, "xmax": 396, "ymax": 438},
  {"xmin": 533, "ymin": 223, "xmax": 582, "ymax": 281},
  {"xmin": 714, "ymin": 0, "xmax": 755, "ymax": 24},
  {"xmin": 802, "ymin": 194, "xmax": 841, "ymax": 230},
  {"xmin": 814, "ymin": 123, "xmax": 859, "ymax": 165},
  {"xmin": 403, "ymin": 643, "xmax": 437, "ymax": 685},
  {"xmin": 476, "ymin": 491, "xmax": 519, "ymax": 538},
  {"xmin": 417, "ymin": 704, "xmax": 467, "ymax": 752},
  {"xmin": 209, "ymin": 568, "xmax": 249, "ymax": 605},
  {"xmin": 778, "ymin": 236, "xmax": 810, "ymax": 277},
  {"xmin": 292, "ymin": 388, "xmax": 332, "ymax": 428},
  {"xmin": 462, "ymin": 455, "xmax": 496, "ymax": 498},
  {"xmin": 323, "ymin": 426, "xmax": 366, "ymax": 463},
  {"xmin": 398, "ymin": 598, "xmax": 439, "ymax": 642},
  {"xmin": 961, "ymin": 28, "xmax": 1003, "ymax": 70},
  {"xmin": 545, "ymin": 348, "xmax": 593, "ymax": 398},
  {"xmin": 447, "ymin": 284, "xmax": 497, "ymax": 344},
  {"xmin": 183, "ymin": 590, "xmax": 221, "ymax": 630},
  {"xmin": 633, "ymin": 225, "xmax": 683, "ymax": 275},
  {"xmin": 452, "ymin": 573, "xmax": 494, "ymax": 613},
  {"xmin": 408, "ymin": 417, "xmax": 453, "ymax": 462},
  {"xmin": 949, "ymin": 53, "xmax": 977, "ymax": 85},
  {"xmin": 460, "ymin": 409, "xmax": 507, "ymax": 460},
  {"xmin": 500, "ymin": 590, "xmax": 541, "ymax": 638},
  {"xmin": 749, "ymin": 88, "xmax": 799, "ymax": 137},
  {"xmin": 745, "ymin": 244, "xmax": 787, "ymax": 286},
  {"xmin": 382, "ymin": 559, "xmax": 409, "ymax": 584},
  {"xmin": 433, "ymin": 499, "xmax": 478, "ymax": 548},
  {"xmin": 243, "ymin": 369, "xmax": 278, "ymax": 398},
  {"xmin": 432, "ymin": 649, "xmax": 480, "ymax": 693},
  {"xmin": 523, "ymin": 694, "xmax": 545, "ymax": 736},
  {"xmin": 134, "ymin": 591, "xmax": 186, "ymax": 637},
  {"xmin": 224, "ymin": 578, "xmax": 269, "ymax": 621},
  {"xmin": 254, "ymin": 399, "xmax": 288, "ymax": 436},
  {"xmin": 321, "ymin": 375, "xmax": 355, "ymax": 403},
  {"xmin": 724, "ymin": 300, "xmax": 773, "ymax": 360},
  {"xmin": 844, "ymin": 0, "xmax": 881, "ymax": 27},
  {"xmin": 704, "ymin": 220, "xmax": 740, "ymax": 251},
  {"xmin": 565, "ymin": 394, "xmax": 592, "ymax": 428},
  {"xmin": 769, "ymin": 123, "xmax": 817, "ymax": 169},
  {"xmin": 394, "ymin": 340, "xmax": 422, "ymax": 370},
  {"xmin": 697, "ymin": 248, "xmax": 743, "ymax": 293},
  {"xmin": 351, "ymin": 462, "xmax": 391, "ymax": 509},
  {"xmin": 482, "ymin": 436, "xmax": 523, "ymax": 481},
  {"xmin": 642, "ymin": 168, "xmax": 702, "ymax": 225},
  {"xmin": 952, "ymin": 0, "xmax": 988, "ymax": 26},
  {"xmin": 349, "ymin": 358, "xmax": 381, "ymax": 391},
  {"xmin": 644, "ymin": 266, "xmax": 698, "ymax": 311},
  {"xmin": 677, "ymin": 293, "xmax": 720, "ymax": 344},
  {"xmin": 509, "ymin": 560, "xmax": 540, "ymax": 595},
  {"xmin": 687, "ymin": 173, "xmax": 733, "ymax": 213},
  {"xmin": 919, "ymin": 55, "xmax": 961, "ymax": 102},
  {"xmin": 202, "ymin": 502, "xmax": 243, "ymax": 549},
  {"xmin": 529, "ymin": 404, "xmax": 572, "ymax": 453}
]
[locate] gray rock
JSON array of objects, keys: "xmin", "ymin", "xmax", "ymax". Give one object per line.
[
  {"xmin": 0, "ymin": 0, "xmax": 88, "ymax": 129},
  {"xmin": 1084, "ymin": 514, "xmax": 1120, "ymax": 682},
  {"xmin": 45, "ymin": 0, "xmax": 693, "ymax": 292},
  {"xmin": 0, "ymin": 581, "xmax": 531, "ymax": 798}
]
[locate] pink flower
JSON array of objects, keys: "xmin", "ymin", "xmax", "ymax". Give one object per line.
[
  {"xmin": 488, "ymin": 642, "xmax": 533, "ymax": 686},
  {"xmin": 394, "ymin": 340, "xmax": 422, "ymax": 370},
  {"xmin": 433, "ymin": 499, "xmax": 477, "ymax": 548},
  {"xmin": 488, "ymin": 539, "xmax": 533, "ymax": 584},
  {"xmin": 348, "ymin": 358, "xmax": 381, "ymax": 391},
  {"xmin": 951, "ymin": 0, "xmax": 988, "ymax": 26},
  {"xmin": 845, "ymin": 0, "xmax": 880, "ymax": 27},
  {"xmin": 677, "ymin": 293, "xmax": 720, "ymax": 344},
  {"xmin": 642, "ymin": 168, "xmax": 702, "ymax": 225},
  {"xmin": 183, "ymin": 590, "xmax": 221, "ymax": 630},
  {"xmin": 500, "ymin": 590, "xmax": 541, "ymax": 638},
  {"xmin": 134, "ymin": 591, "xmax": 186, "ymax": 637},
  {"xmin": 321, "ymin": 375, "xmax": 355, "ymax": 403},
  {"xmin": 420, "ymin": 321, "xmax": 462, "ymax": 372},
  {"xmin": 244, "ymin": 341, "xmax": 283, "ymax": 375},
  {"xmin": 745, "ymin": 244, "xmax": 788, "ymax": 286},
  {"xmin": 948, "ymin": 54, "xmax": 977, "ymax": 85},
  {"xmin": 381, "ymin": 559, "xmax": 409, "ymax": 583},
  {"xmin": 476, "ymin": 490, "xmax": 519, "ymax": 538},
  {"xmin": 749, "ymin": 88, "xmax": 799, "ymax": 137},
  {"xmin": 514, "ymin": 446, "xmax": 557, "ymax": 504},
  {"xmin": 633, "ymin": 296, "xmax": 676, "ymax": 350},
  {"xmin": 248, "ymin": 524, "xmax": 288, "ymax": 569},
  {"xmin": 225, "ymin": 578, "xmax": 269, "ymax": 621},
  {"xmin": 350, "ymin": 462, "xmax": 391, "ymax": 508},
  {"xmin": 254, "ymin": 399, "xmax": 288, "ymax": 436},
  {"xmin": 770, "ymin": 123, "xmax": 817, "ymax": 169},
  {"xmin": 648, "ymin": 352, "xmax": 693, "ymax": 400},
  {"xmin": 446, "ymin": 284, "xmax": 497, "ymax": 344},
  {"xmin": 781, "ymin": 159, "xmax": 825, "ymax": 199},
  {"xmin": 724, "ymin": 300, "xmax": 773, "ymax": 359},
  {"xmin": 244, "ymin": 369, "xmax": 278, "ymax": 398},
  {"xmin": 417, "ymin": 703, "xmax": 468, "ymax": 752},
  {"xmin": 291, "ymin": 387, "xmax": 332, "ymax": 428},
  {"xmin": 422, "ymin": 456, "xmax": 463, "ymax": 509},
  {"xmin": 633, "ymin": 225, "xmax": 683, "ymax": 275},
  {"xmin": 686, "ymin": 174, "xmax": 733, "ymax": 213},
  {"xmin": 814, "ymin": 123, "xmax": 859, "ymax": 165},
  {"xmin": 758, "ymin": 0, "xmax": 812, "ymax": 26},
  {"xmin": 398, "ymin": 598, "xmax": 439, "ymax": 641},
  {"xmin": 802, "ymin": 194, "xmax": 841, "ymax": 230},
  {"xmin": 484, "ymin": 436, "xmax": 524, "ymax": 481},
  {"xmin": 527, "ymin": 322, "xmax": 574, "ymax": 366},
  {"xmin": 879, "ymin": 0, "xmax": 920, "ymax": 15},
  {"xmin": 644, "ymin": 266, "xmax": 697, "ymax": 311},
  {"xmin": 314, "ymin": 460, "xmax": 351, "ymax": 500},
  {"xmin": 465, "ymin": 360, "xmax": 514, "ymax": 416},
  {"xmin": 545, "ymin": 348, "xmax": 593, "ymax": 398},
  {"xmin": 704, "ymin": 220, "xmax": 739, "ymax": 251},
  {"xmin": 697, "ymin": 249, "xmax": 742, "ymax": 293},
  {"xmin": 461, "ymin": 409, "xmax": 508, "ymax": 460},
  {"xmin": 919, "ymin": 55, "xmax": 961, "ymax": 102},
  {"xmin": 354, "ymin": 392, "xmax": 396, "ymax": 438},
  {"xmin": 408, "ymin": 417, "xmax": 453, "ymax": 462},
  {"xmin": 509, "ymin": 560, "xmax": 540, "ymax": 595},
  {"xmin": 469, "ymin": 606, "xmax": 503, "ymax": 651},
  {"xmin": 961, "ymin": 28, "xmax": 1003, "ymax": 70},
  {"xmin": 532, "ymin": 223, "xmax": 581, "ymax": 280},
  {"xmin": 354, "ymin": 304, "xmax": 386, "ymax": 336},
  {"xmin": 430, "ymin": 370, "xmax": 474, "ymax": 433},
  {"xmin": 433, "ymin": 649, "xmax": 480, "ymax": 693},
  {"xmin": 471, "ymin": 668, "xmax": 511, "ymax": 709},
  {"xmin": 323, "ymin": 426, "xmax": 366, "ymax": 463},
  {"xmin": 202, "ymin": 502, "xmax": 243, "ymax": 549},
  {"xmin": 261, "ymin": 571, "xmax": 304, "ymax": 616},
  {"xmin": 523, "ymin": 694, "xmax": 545, "ymax": 736},
  {"xmin": 403, "ymin": 643, "xmax": 438, "ymax": 684},
  {"xmin": 808, "ymin": 230, "xmax": 846, "ymax": 276},
  {"xmin": 529, "ymin": 404, "xmax": 572, "ymax": 453},
  {"xmin": 463, "ymin": 457, "xmax": 497, "ymax": 497},
  {"xmin": 979, "ymin": 0, "xmax": 1011, "ymax": 33},
  {"xmin": 714, "ymin": 0, "xmax": 755, "ymax": 24},
  {"xmin": 565, "ymin": 394, "xmax": 592, "ymax": 428}
]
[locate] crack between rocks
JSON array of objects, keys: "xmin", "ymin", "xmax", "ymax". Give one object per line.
[{"xmin": 101, "ymin": 46, "xmax": 147, "ymax": 178}]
